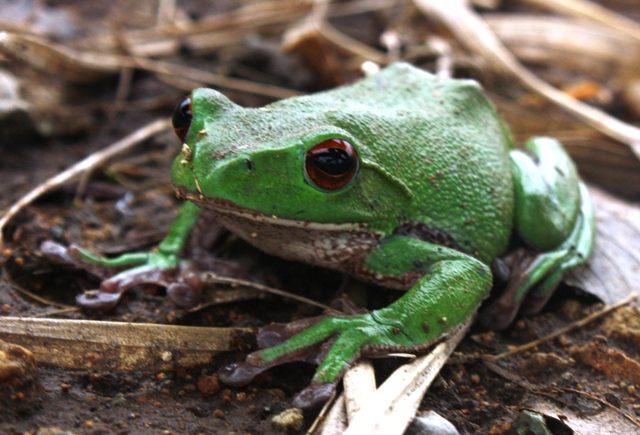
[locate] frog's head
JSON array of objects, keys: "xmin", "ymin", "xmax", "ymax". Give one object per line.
[{"xmin": 169, "ymin": 88, "xmax": 409, "ymax": 231}]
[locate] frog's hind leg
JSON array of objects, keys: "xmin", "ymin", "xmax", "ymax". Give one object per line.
[
  {"xmin": 481, "ymin": 138, "xmax": 596, "ymax": 330},
  {"xmin": 509, "ymin": 183, "xmax": 594, "ymax": 313}
]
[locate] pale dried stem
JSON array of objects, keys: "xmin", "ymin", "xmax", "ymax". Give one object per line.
[
  {"xmin": 314, "ymin": 394, "xmax": 347, "ymax": 434},
  {"xmin": 0, "ymin": 32, "xmax": 301, "ymax": 99},
  {"xmin": 488, "ymin": 293, "xmax": 639, "ymax": 361},
  {"xmin": 342, "ymin": 318, "xmax": 472, "ymax": 434},
  {"xmin": 343, "ymin": 359, "xmax": 376, "ymax": 422},
  {"xmin": 77, "ymin": 0, "xmax": 397, "ymax": 58},
  {"xmin": 521, "ymin": 0, "xmax": 640, "ymax": 46},
  {"xmin": 412, "ymin": 0, "xmax": 640, "ymax": 159},
  {"xmin": 282, "ymin": 18, "xmax": 388, "ymax": 65},
  {"xmin": 156, "ymin": 0, "xmax": 178, "ymax": 26},
  {"xmin": 485, "ymin": 14, "xmax": 640, "ymax": 78},
  {"xmin": 0, "ymin": 119, "xmax": 171, "ymax": 244},
  {"xmin": 317, "ymin": 22, "xmax": 389, "ymax": 65},
  {"xmin": 201, "ymin": 273, "xmax": 336, "ymax": 313},
  {"xmin": 0, "ymin": 317, "xmax": 250, "ymax": 370}
]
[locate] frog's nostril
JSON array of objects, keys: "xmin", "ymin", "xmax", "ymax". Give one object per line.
[{"xmin": 245, "ymin": 159, "xmax": 254, "ymax": 171}]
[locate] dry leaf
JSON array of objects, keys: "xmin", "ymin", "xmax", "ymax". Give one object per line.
[{"xmin": 565, "ymin": 185, "xmax": 640, "ymax": 304}]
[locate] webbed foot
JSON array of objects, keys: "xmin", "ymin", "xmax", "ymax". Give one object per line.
[
  {"xmin": 41, "ymin": 240, "xmax": 201, "ymax": 310},
  {"xmin": 219, "ymin": 313, "xmax": 407, "ymax": 409}
]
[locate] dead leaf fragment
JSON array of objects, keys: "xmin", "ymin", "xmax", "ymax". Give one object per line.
[
  {"xmin": 528, "ymin": 399, "xmax": 640, "ymax": 435},
  {"xmin": 570, "ymin": 343, "xmax": 640, "ymax": 387},
  {"xmin": 564, "ymin": 185, "xmax": 640, "ymax": 305}
]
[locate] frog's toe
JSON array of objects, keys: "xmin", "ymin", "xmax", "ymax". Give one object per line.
[
  {"xmin": 219, "ymin": 336, "xmax": 332, "ymax": 387},
  {"xmin": 218, "ymin": 360, "xmax": 270, "ymax": 387},
  {"xmin": 257, "ymin": 316, "xmax": 329, "ymax": 348},
  {"xmin": 292, "ymin": 382, "xmax": 336, "ymax": 409},
  {"xmin": 166, "ymin": 274, "xmax": 202, "ymax": 307},
  {"xmin": 75, "ymin": 266, "xmax": 177, "ymax": 310},
  {"xmin": 479, "ymin": 263, "xmax": 563, "ymax": 330},
  {"xmin": 75, "ymin": 290, "xmax": 123, "ymax": 310},
  {"xmin": 518, "ymin": 280, "xmax": 561, "ymax": 316},
  {"xmin": 479, "ymin": 296, "xmax": 519, "ymax": 331}
]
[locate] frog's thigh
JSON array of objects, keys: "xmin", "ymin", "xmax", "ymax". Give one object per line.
[
  {"xmin": 482, "ymin": 181, "xmax": 596, "ymax": 330},
  {"xmin": 510, "ymin": 137, "xmax": 581, "ymax": 251},
  {"xmin": 367, "ymin": 236, "xmax": 492, "ymax": 343},
  {"xmin": 514, "ymin": 182, "xmax": 595, "ymax": 312}
]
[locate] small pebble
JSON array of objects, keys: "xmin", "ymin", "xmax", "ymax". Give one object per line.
[
  {"xmin": 271, "ymin": 408, "xmax": 304, "ymax": 432},
  {"xmin": 406, "ymin": 410, "xmax": 460, "ymax": 435}
]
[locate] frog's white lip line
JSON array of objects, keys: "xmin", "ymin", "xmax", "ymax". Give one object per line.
[{"xmin": 176, "ymin": 187, "xmax": 362, "ymax": 231}]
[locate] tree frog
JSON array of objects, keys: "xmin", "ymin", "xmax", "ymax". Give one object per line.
[{"xmin": 73, "ymin": 63, "xmax": 595, "ymax": 408}]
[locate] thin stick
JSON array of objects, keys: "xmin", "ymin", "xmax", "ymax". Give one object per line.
[
  {"xmin": 313, "ymin": 394, "xmax": 347, "ymax": 435},
  {"xmin": 488, "ymin": 293, "xmax": 638, "ymax": 361},
  {"xmin": 0, "ymin": 119, "xmax": 171, "ymax": 244},
  {"xmin": 0, "ymin": 32, "xmax": 301, "ymax": 99},
  {"xmin": 201, "ymin": 272, "xmax": 337, "ymax": 313}
]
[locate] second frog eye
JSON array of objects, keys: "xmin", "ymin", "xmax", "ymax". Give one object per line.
[
  {"xmin": 172, "ymin": 96, "xmax": 192, "ymax": 142},
  {"xmin": 305, "ymin": 139, "xmax": 359, "ymax": 191}
]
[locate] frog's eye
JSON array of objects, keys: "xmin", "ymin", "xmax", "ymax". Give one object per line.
[
  {"xmin": 305, "ymin": 139, "xmax": 359, "ymax": 190},
  {"xmin": 172, "ymin": 96, "xmax": 192, "ymax": 142}
]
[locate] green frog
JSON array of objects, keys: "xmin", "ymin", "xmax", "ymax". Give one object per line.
[{"xmin": 70, "ymin": 63, "xmax": 595, "ymax": 408}]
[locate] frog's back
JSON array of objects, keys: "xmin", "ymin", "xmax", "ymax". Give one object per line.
[{"xmin": 323, "ymin": 64, "xmax": 515, "ymax": 263}]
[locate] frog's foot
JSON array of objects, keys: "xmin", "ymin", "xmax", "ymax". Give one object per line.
[
  {"xmin": 480, "ymin": 183, "xmax": 595, "ymax": 330},
  {"xmin": 219, "ymin": 312, "xmax": 446, "ymax": 409},
  {"xmin": 41, "ymin": 240, "xmax": 195, "ymax": 310}
]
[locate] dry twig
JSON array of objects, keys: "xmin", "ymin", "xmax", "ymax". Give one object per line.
[
  {"xmin": 0, "ymin": 119, "xmax": 171, "ymax": 244},
  {"xmin": 0, "ymin": 32, "xmax": 301, "ymax": 99},
  {"xmin": 488, "ymin": 293, "xmax": 639, "ymax": 361},
  {"xmin": 314, "ymin": 317, "xmax": 472, "ymax": 435},
  {"xmin": 200, "ymin": 273, "xmax": 336, "ymax": 313}
]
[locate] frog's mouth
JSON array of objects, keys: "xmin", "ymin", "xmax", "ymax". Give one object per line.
[
  {"xmin": 174, "ymin": 186, "xmax": 383, "ymax": 277},
  {"xmin": 174, "ymin": 186, "xmax": 362, "ymax": 231}
]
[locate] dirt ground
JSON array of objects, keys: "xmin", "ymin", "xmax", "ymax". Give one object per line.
[{"xmin": 1, "ymin": 1, "xmax": 639, "ymax": 434}]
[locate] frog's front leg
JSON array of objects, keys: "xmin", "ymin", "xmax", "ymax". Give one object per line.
[
  {"xmin": 481, "ymin": 137, "xmax": 596, "ymax": 329},
  {"xmin": 55, "ymin": 201, "xmax": 201, "ymax": 309},
  {"xmin": 220, "ymin": 237, "xmax": 492, "ymax": 409}
]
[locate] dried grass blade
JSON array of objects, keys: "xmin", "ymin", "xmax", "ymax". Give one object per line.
[
  {"xmin": 0, "ymin": 31, "xmax": 300, "ymax": 99},
  {"xmin": 343, "ymin": 317, "xmax": 472, "ymax": 435},
  {"xmin": 0, "ymin": 31, "xmax": 124, "ymax": 82},
  {"xmin": 343, "ymin": 359, "xmax": 376, "ymax": 422},
  {"xmin": 412, "ymin": 0, "xmax": 640, "ymax": 159},
  {"xmin": 522, "ymin": 0, "xmax": 640, "ymax": 45},
  {"xmin": 0, "ymin": 317, "xmax": 252, "ymax": 371}
]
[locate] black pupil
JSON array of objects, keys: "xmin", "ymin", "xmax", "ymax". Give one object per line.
[
  {"xmin": 313, "ymin": 148, "xmax": 352, "ymax": 175},
  {"xmin": 172, "ymin": 98, "xmax": 192, "ymax": 129}
]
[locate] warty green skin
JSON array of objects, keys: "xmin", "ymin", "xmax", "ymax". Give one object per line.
[
  {"xmin": 77, "ymin": 63, "xmax": 594, "ymax": 404},
  {"xmin": 171, "ymin": 63, "xmax": 515, "ymax": 266}
]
